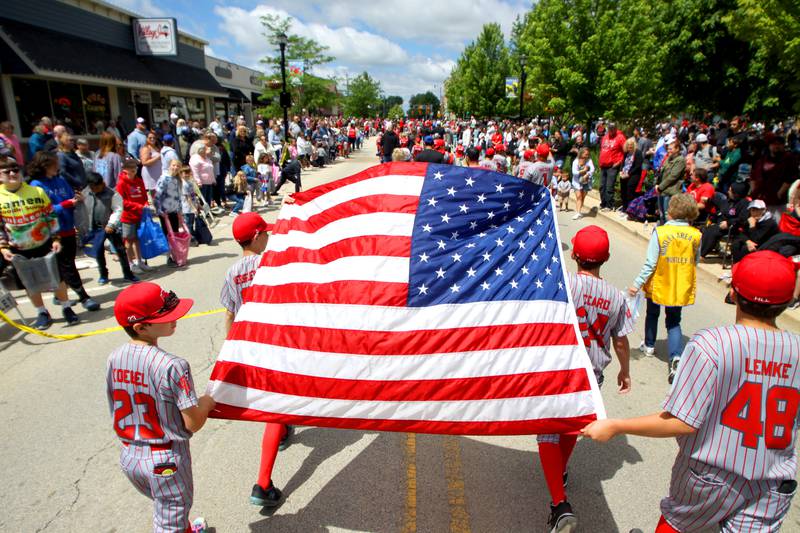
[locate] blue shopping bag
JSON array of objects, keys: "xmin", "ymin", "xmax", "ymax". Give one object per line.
[{"xmin": 137, "ymin": 209, "xmax": 170, "ymax": 259}]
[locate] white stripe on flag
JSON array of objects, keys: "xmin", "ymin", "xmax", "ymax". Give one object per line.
[
  {"xmin": 279, "ymin": 174, "xmax": 425, "ymax": 221},
  {"xmin": 218, "ymin": 340, "xmax": 585, "ymax": 381},
  {"xmin": 253, "ymin": 255, "xmax": 410, "ymax": 286},
  {"xmin": 210, "ymin": 381, "xmax": 598, "ymax": 422},
  {"xmin": 267, "ymin": 212, "xmax": 416, "ymax": 252},
  {"xmin": 236, "ymin": 300, "xmax": 573, "ymax": 330}
]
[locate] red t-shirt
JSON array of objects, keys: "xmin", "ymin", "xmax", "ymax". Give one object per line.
[
  {"xmin": 599, "ymin": 131, "xmax": 626, "ymax": 168},
  {"xmin": 687, "ymin": 182, "xmax": 715, "ymax": 208},
  {"xmin": 116, "ymin": 172, "xmax": 148, "ymax": 223}
]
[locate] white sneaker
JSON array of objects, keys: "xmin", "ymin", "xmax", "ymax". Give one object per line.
[
  {"xmin": 572, "ymin": 213, "xmax": 583, "ymax": 220},
  {"xmin": 130, "ymin": 263, "xmax": 144, "ymax": 274},
  {"xmin": 137, "ymin": 261, "xmax": 152, "ymax": 272},
  {"xmin": 639, "ymin": 341, "xmax": 655, "ymax": 357}
]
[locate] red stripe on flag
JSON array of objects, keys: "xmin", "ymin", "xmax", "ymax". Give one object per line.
[
  {"xmin": 261, "ymin": 235, "xmax": 411, "ymax": 267},
  {"xmin": 244, "ymin": 280, "xmax": 409, "ymax": 306},
  {"xmin": 273, "ymin": 195, "xmax": 419, "ymax": 235},
  {"xmin": 228, "ymin": 321, "xmax": 578, "ymax": 354},
  {"xmin": 210, "ymin": 403, "xmax": 598, "ymax": 436},
  {"xmin": 288, "ymin": 162, "xmax": 428, "ymax": 206},
  {"xmin": 211, "ymin": 361, "xmax": 590, "ymax": 401}
]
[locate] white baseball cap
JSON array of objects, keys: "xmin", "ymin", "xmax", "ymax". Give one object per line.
[
  {"xmin": 136, "ymin": 117, "xmax": 146, "ymax": 124},
  {"xmin": 748, "ymin": 199, "xmax": 766, "ymax": 210},
  {"xmin": 695, "ymin": 133, "xmax": 708, "ymax": 143},
  {"xmin": 170, "ymin": 113, "xmax": 178, "ymax": 120}
]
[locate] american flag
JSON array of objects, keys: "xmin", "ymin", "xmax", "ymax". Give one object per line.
[{"xmin": 207, "ymin": 162, "xmax": 605, "ymax": 435}]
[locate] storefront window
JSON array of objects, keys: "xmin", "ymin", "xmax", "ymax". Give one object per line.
[
  {"xmin": 214, "ymin": 101, "xmax": 227, "ymax": 120},
  {"xmin": 12, "ymin": 78, "xmax": 50, "ymax": 137},
  {"xmin": 82, "ymin": 85, "xmax": 110, "ymax": 135},
  {"xmin": 50, "ymin": 81, "xmax": 86, "ymax": 134},
  {"xmin": 186, "ymin": 97, "xmax": 206, "ymax": 121}
]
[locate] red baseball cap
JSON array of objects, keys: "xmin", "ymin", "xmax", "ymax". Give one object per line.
[
  {"xmin": 537, "ymin": 143, "xmax": 551, "ymax": 157},
  {"xmin": 232, "ymin": 212, "xmax": 273, "ymax": 243},
  {"xmin": 523, "ymin": 149, "xmax": 535, "ymax": 160},
  {"xmin": 732, "ymin": 251, "xmax": 795, "ymax": 305},
  {"xmin": 486, "ymin": 147, "xmax": 495, "ymax": 157},
  {"xmin": 434, "ymin": 138, "xmax": 445, "ymax": 148},
  {"xmin": 494, "ymin": 143, "xmax": 505, "ymax": 153},
  {"xmin": 571, "ymin": 225, "xmax": 610, "ymax": 263},
  {"xmin": 114, "ymin": 282, "xmax": 193, "ymax": 327}
]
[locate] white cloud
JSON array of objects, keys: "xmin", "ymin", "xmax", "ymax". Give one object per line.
[
  {"xmin": 106, "ymin": 0, "xmax": 166, "ymax": 17},
  {"xmin": 409, "ymin": 58, "xmax": 456, "ymax": 82}
]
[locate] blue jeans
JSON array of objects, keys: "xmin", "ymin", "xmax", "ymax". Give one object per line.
[
  {"xmin": 231, "ymin": 193, "xmax": 245, "ymax": 213},
  {"xmin": 658, "ymin": 194, "xmax": 671, "ymax": 225},
  {"xmin": 644, "ymin": 298, "xmax": 683, "ymax": 360}
]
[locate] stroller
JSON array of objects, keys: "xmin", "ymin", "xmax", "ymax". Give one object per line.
[{"xmin": 191, "ymin": 179, "xmax": 219, "ymax": 229}]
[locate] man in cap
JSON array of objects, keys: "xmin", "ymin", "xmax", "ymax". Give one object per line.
[
  {"xmin": 693, "ymin": 133, "xmax": 719, "ymax": 175},
  {"xmin": 583, "ymin": 251, "xmax": 800, "ymax": 533},
  {"xmin": 126, "ymin": 117, "xmax": 148, "ymax": 162},
  {"xmin": 414, "ymin": 135, "xmax": 445, "ymax": 164}
]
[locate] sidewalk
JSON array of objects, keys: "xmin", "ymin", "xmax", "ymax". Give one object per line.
[{"xmin": 580, "ymin": 191, "xmax": 800, "ymax": 328}]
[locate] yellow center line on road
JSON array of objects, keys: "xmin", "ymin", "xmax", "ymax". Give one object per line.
[
  {"xmin": 401, "ymin": 432, "xmax": 417, "ymax": 533},
  {"xmin": 443, "ymin": 435, "xmax": 472, "ymax": 533}
]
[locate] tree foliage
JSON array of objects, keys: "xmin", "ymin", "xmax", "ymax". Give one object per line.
[
  {"xmin": 383, "ymin": 95, "xmax": 403, "ymax": 110},
  {"xmin": 387, "ymin": 104, "xmax": 405, "ymax": 121},
  {"xmin": 344, "ymin": 72, "xmax": 382, "ymax": 117},
  {"xmin": 408, "ymin": 91, "xmax": 441, "ymax": 118}
]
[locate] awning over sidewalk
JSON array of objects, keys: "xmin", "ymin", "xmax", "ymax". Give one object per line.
[
  {"xmin": 224, "ymin": 88, "xmax": 250, "ymax": 102},
  {"xmin": 0, "ymin": 18, "xmax": 227, "ymax": 97}
]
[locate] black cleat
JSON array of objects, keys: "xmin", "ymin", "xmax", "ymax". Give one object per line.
[
  {"xmin": 279, "ymin": 425, "xmax": 294, "ymax": 451},
  {"xmin": 250, "ymin": 483, "xmax": 283, "ymax": 508},
  {"xmin": 548, "ymin": 500, "xmax": 577, "ymax": 533},
  {"xmin": 62, "ymin": 307, "xmax": 80, "ymax": 326}
]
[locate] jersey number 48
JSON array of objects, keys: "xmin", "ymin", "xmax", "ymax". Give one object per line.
[{"xmin": 720, "ymin": 382, "xmax": 800, "ymax": 449}]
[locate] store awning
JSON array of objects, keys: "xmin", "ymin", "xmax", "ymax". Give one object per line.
[
  {"xmin": 225, "ymin": 88, "xmax": 250, "ymax": 102},
  {"xmin": 0, "ymin": 18, "xmax": 227, "ymax": 97},
  {"xmin": 251, "ymin": 91, "xmax": 272, "ymax": 105}
]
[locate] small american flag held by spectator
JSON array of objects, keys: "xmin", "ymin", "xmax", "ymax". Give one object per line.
[{"xmin": 207, "ymin": 162, "xmax": 605, "ymax": 435}]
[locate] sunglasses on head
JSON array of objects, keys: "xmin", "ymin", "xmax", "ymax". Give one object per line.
[{"xmin": 129, "ymin": 290, "xmax": 180, "ymax": 324}]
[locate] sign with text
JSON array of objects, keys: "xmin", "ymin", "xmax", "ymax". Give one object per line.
[{"xmin": 133, "ymin": 18, "xmax": 178, "ymax": 56}]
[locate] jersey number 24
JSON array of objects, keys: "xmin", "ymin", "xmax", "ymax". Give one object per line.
[
  {"xmin": 721, "ymin": 382, "xmax": 800, "ymax": 449},
  {"xmin": 112, "ymin": 389, "xmax": 165, "ymax": 440}
]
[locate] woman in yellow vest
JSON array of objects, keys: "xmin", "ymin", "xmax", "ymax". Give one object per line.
[{"xmin": 629, "ymin": 194, "xmax": 701, "ymax": 384}]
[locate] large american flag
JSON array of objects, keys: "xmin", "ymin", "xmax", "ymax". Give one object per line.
[{"xmin": 208, "ymin": 162, "xmax": 604, "ymax": 435}]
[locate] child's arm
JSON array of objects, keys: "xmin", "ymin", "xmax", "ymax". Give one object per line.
[
  {"xmin": 581, "ymin": 411, "xmax": 696, "ymax": 442},
  {"xmin": 224, "ymin": 311, "xmax": 235, "ymax": 334},
  {"xmin": 612, "ymin": 334, "xmax": 631, "ymax": 393},
  {"xmin": 180, "ymin": 394, "xmax": 216, "ymax": 433}
]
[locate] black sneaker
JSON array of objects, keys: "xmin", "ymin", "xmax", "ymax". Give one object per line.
[
  {"xmin": 547, "ymin": 500, "xmax": 577, "ymax": 533},
  {"xmin": 33, "ymin": 311, "xmax": 52, "ymax": 330},
  {"xmin": 279, "ymin": 425, "xmax": 294, "ymax": 451},
  {"xmin": 668, "ymin": 358, "xmax": 681, "ymax": 385},
  {"xmin": 62, "ymin": 307, "xmax": 80, "ymax": 326},
  {"xmin": 250, "ymin": 482, "xmax": 283, "ymax": 508}
]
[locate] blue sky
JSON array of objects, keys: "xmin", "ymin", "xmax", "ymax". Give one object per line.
[{"xmin": 110, "ymin": 0, "xmax": 530, "ymax": 104}]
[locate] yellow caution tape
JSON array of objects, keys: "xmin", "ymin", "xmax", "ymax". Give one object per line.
[{"xmin": 0, "ymin": 307, "xmax": 225, "ymax": 341}]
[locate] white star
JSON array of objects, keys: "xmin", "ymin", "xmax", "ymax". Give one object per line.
[
  {"xmin": 469, "ymin": 221, "xmax": 478, "ymax": 230},
  {"xmin": 478, "ymin": 232, "xmax": 487, "ymax": 238},
  {"xmin": 450, "ymin": 231, "xmax": 459, "ymax": 240},
  {"xmin": 507, "ymin": 253, "xmax": 515, "ymax": 262},
  {"xmin": 536, "ymin": 279, "xmax": 544, "ymax": 289},
  {"xmin": 419, "ymin": 252, "xmax": 429, "ymax": 263},
  {"xmin": 526, "ymin": 208, "xmax": 533, "ymax": 213},
  {"xmin": 417, "ymin": 284, "xmax": 429, "ymax": 295},
  {"xmin": 481, "ymin": 281, "xmax": 491, "ymax": 290},
  {"xmin": 466, "ymin": 267, "xmax": 477, "ymax": 278},
  {"xmin": 466, "ymin": 242, "xmax": 476, "ymax": 248},
  {"xmin": 503, "ymin": 201, "xmax": 511, "ymax": 209},
  {"xmin": 495, "ymin": 238, "xmax": 504, "ymax": 247},
  {"xmin": 451, "ymin": 252, "xmax": 462, "ymax": 262},
  {"xmin": 476, "ymin": 193, "xmax": 486, "ymax": 203},
  {"xmin": 547, "ymin": 231, "xmax": 554, "ymax": 239},
  {"xmin": 482, "ymin": 252, "xmax": 492, "ymax": 261},
  {"xmin": 447, "ymin": 186, "xmax": 457, "ymax": 196},
  {"xmin": 435, "ymin": 267, "xmax": 446, "ymax": 279},
  {"xmin": 518, "ymin": 241, "xmax": 526, "ymax": 249},
  {"xmin": 521, "ymin": 266, "xmax": 530, "ymax": 275},
  {"xmin": 490, "ymin": 224, "xmax": 498, "ymax": 229},
  {"xmin": 543, "ymin": 208, "xmax": 550, "ymax": 216},
  {"xmin": 536, "ymin": 218, "xmax": 543, "ymax": 226},
  {"xmin": 422, "ymin": 223, "xmax": 432, "ymax": 232},
  {"xmin": 495, "ymin": 183, "xmax": 504, "ymax": 193},
  {"xmin": 437, "ymin": 240, "xmax": 447, "ymax": 250},
  {"xmin": 531, "ymin": 252, "xmax": 539, "ymax": 261},
  {"xmin": 558, "ymin": 282, "xmax": 564, "ymax": 290},
  {"xmin": 465, "ymin": 176, "xmax": 475, "ymax": 187},
  {"xmin": 506, "ymin": 226, "xmax": 515, "ymax": 234},
  {"xmin": 449, "ymin": 283, "xmax": 461, "ymax": 293},
  {"xmin": 433, "ymin": 171, "xmax": 444, "ymax": 180},
  {"xmin": 441, "ymin": 213, "xmax": 451, "ymax": 223},
  {"xmin": 540, "ymin": 242, "xmax": 547, "ymax": 249},
  {"xmin": 545, "ymin": 267, "xmax": 552, "ymax": 275},
  {"xmin": 494, "ymin": 267, "xmax": 504, "ymax": 276},
  {"xmin": 459, "ymin": 204, "xmax": 469, "ymax": 213},
  {"xmin": 427, "ymin": 197, "xmax": 438, "ymax": 207},
  {"xmin": 516, "ymin": 216, "xmax": 525, "ymax": 223},
  {"xmin": 518, "ymin": 191, "xmax": 525, "ymax": 198},
  {"xmin": 487, "ymin": 211, "xmax": 495, "ymax": 219},
  {"xmin": 510, "ymin": 280, "xmax": 519, "ymax": 289},
  {"xmin": 527, "ymin": 229, "xmax": 535, "ymax": 236},
  {"xmin": 540, "ymin": 191, "xmax": 547, "ymax": 199},
  {"xmin": 552, "ymin": 256, "xmax": 559, "ymax": 263}
]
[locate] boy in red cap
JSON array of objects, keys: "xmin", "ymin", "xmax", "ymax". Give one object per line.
[
  {"xmin": 523, "ymin": 143, "xmax": 555, "ymax": 187},
  {"xmin": 538, "ymin": 224, "xmax": 633, "ymax": 533},
  {"xmin": 583, "ymin": 250, "xmax": 800, "ymax": 533},
  {"xmin": 108, "ymin": 282, "xmax": 216, "ymax": 532},
  {"xmin": 479, "ymin": 147, "xmax": 497, "ymax": 171},
  {"xmin": 219, "ymin": 212, "xmax": 291, "ymax": 509}
]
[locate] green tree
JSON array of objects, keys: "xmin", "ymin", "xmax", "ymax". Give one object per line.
[
  {"xmin": 258, "ymin": 14, "xmax": 338, "ymax": 115},
  {"xmin": 344, "ymin": 72, "xmax": 382, "ymax": 117},
  {"xmin": 387, "ymin": 103, "xmax": 405, "ymax": 121},
  {"xmin": 408, "ymin": 91, "xmax": 441, "ymax": 118},
  {"xmin": 383, "ymin": 95, "xmax": 403, "ymax": 110}
]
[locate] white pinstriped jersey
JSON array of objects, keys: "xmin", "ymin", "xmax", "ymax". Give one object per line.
[
  {"xmin": 567, "ymin": 271, "xmax": 634, "ymax": 376},
  {"xmin": 664, "ymin": 326, "xmax": 800, "ymax": 481},
  {"xmin": 220, "ymin": 254, "xmax": 262, "ymax": 315},
  {"xmin": 106, "ymin": 344, "xmax": 198, "ymax": 445}
]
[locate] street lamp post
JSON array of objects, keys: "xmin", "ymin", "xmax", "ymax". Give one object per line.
[
  {"xmin": 519, "ymin": 56, "xmax": 527, "ymax": 121},
  {"xmin": 277, "ymin": 32, "xmax": 290, "ymax": 142}
]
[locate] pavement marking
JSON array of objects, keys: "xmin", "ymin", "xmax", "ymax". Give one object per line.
[
  {"xmin": 401, "ymin": 432, "xmax": 417, "ymax": 533},
  {"xmin": 0, "ymin": 307, "xmax": 225, "ymax": 341},
  {"xmin": 443, "ymin": 435, "xmax": 472, "ymax": 533}
]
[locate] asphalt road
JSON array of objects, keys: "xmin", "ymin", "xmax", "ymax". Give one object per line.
[{"xmin": 2, "ymin": 142, "xmax": 798, "ymax": 533}]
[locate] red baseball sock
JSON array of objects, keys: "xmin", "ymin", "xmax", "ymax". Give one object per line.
[
  {"xmin": 656, "ymin": 516, "xmax": 681, "ymax": 532},
  {"xmin": 538, "ymin": 442, "xmax": 566, "ymax": 505},
  {"xmin": 256, "ymin": 422, "xmax": 284, "ymax": 488},
  {"xmin": 559, "ymin": 434, "xmax": 578, "ymax": 470}
]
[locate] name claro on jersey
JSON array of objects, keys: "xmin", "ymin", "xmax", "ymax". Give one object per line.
[
  {"xmin": 745, "ymin": 358, "xmax": 793, "ymax": 379},
  {"xmin": 581, "ymin": 294, "xmax": 611, "ymax": 311}
]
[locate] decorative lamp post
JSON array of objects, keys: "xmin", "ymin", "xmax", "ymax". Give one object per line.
[
  {"xmin": 277, "ymin": 32, "xmax": 290, "ymax": 141},
  {"xmin": 519, "ymin": 56, "xmax": 527, "ymax": 121}
]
